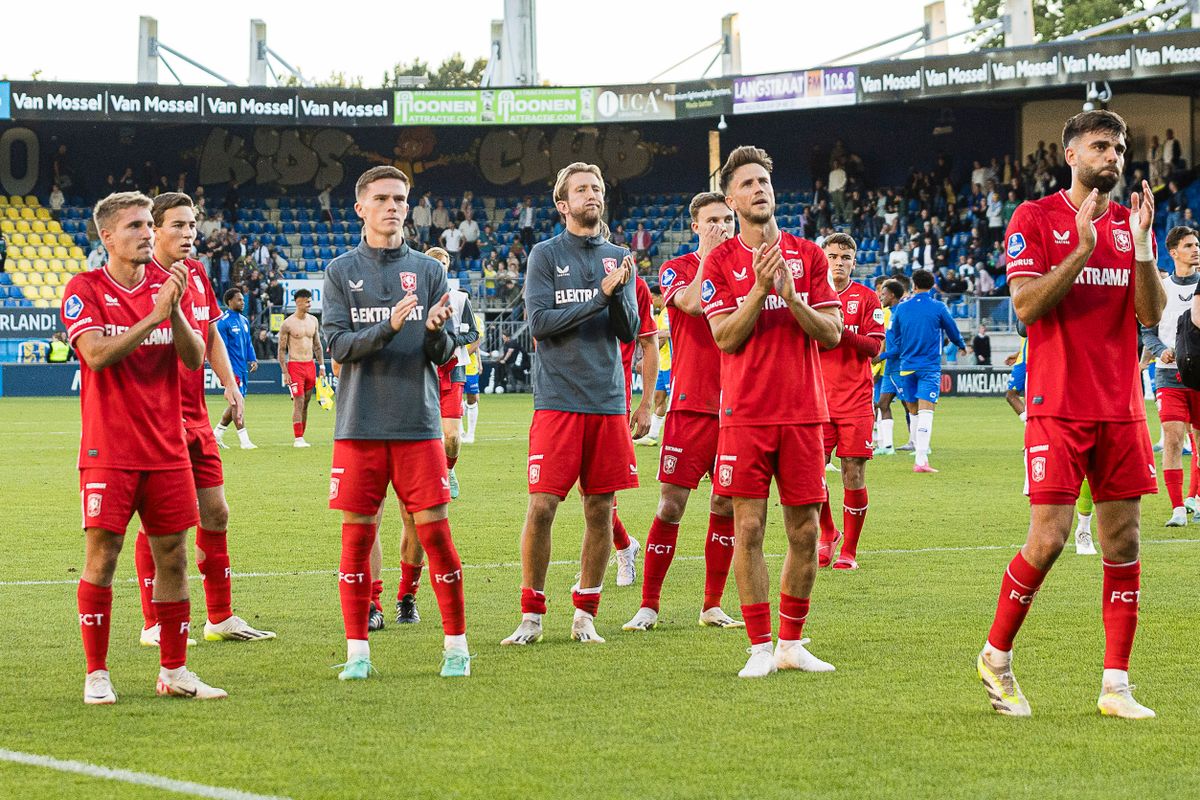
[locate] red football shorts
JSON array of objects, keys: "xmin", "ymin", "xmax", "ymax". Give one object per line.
[
  {"xmin": 80, "ymin": 468, "xmax": 199, "ymax": 536},
  {"xmin": 658, "ymin": 410, "xmax": 719, "ymax": 489},
  {"xmin": 329, "ymin": 439, "xmax": 449, "ymax": 515},
  {"xmin": 527, "ymin": 410, "xmax": 638, "ymax": 498},
  {"xmin": 186, "ymin": 425, "xmax": 224, "ymax": 489},
  {"xmin": 287, "ymin": 361, "xmax": 317, "ymax": 398},
  {"xmin": 822, "ymin": 415, "xmax": 875, "ymax": 460},
  {"xmin": 439, "ymin": 365, "xmax": 465, "ymax": 420},
  {"xmin": 714, "ymin": 423, "xmax": 827, "ymax": 506},
  {"xmin": 1156, "ymin": 387, "xmax": 1200, "ymax": 426},
  {"xmin": 1024, "ymin": 416, "xmax": 1157, "ymax": 505}
]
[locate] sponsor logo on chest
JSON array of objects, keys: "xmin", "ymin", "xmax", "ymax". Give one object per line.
[
  {"xmin": 555, "ymin": 288, "xmax": 598, "ymax": 305},
  {"xmin": 351, "ymin": 305, "xmax": 424, "ymax": 323}
]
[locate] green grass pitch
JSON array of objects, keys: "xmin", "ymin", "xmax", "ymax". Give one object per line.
[{"xmin": 0, "ymin": 394, "xmax": 1196, "ymax": 799}]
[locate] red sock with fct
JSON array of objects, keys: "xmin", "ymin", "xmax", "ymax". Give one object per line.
[
  {"xmin": 134, "ymin": 528, "xmax": 157, "ymax": 629},
  {"xmin": 779, "ymin": 593, "xmax": 810, "ymax": 641},
  {"xmin": 339, "ymin": 523, "xmax": 374, "ymax": 641},
  {"xmin": 371, "ymin": 579, "xmax": 383, "ymax": 612},
  {"xmin": 818, "ymin": 488, "xmax": 838, "ymax": 541},
  {"xmin": 841, "ymin": 487, "xmax": 869, "ymax": 560},
  {"xmin": 155, "ymin": 600, "xmax": 191, "ymax": 670},
  {"xmin": 703, "ymin": 514, "xmax": 734, "ymax": 611},
  {"xmin": 640, "ymin": 517, "xmax": 679, "ymax": 612},
  {"xmin": 520, "ymin": 587, "xmax": 547, "ymax": 615},
  {"xmin": 1102, "ymin": 559, "xmax": 1140, "ymax": 670},
  {"xmin": 78, "ymin": 579, "xmax": 112, "ymax": 673},
  {"xmin": 415, "ymin": 518, "xmax": 465, "ymax": 636},
  {"xmin": 611, "ymin": 508, "xmax": 632, "ymax": 550},
  {"xmin": 293, "ymin": 422, "xmax": 304, "ymax": 439},
  {"xmin": 986, "ymin": 551, "xmax": 1048, "ymax": 651},
  {"xmin": 398, "ymin": 561, "xmax": 423, "ymax": 599},
  {"xmin": 741, "ymin": 602, "xmax": 772, "ymax": 645},
  {"xmin": 196, "ymin": 527, "xmax": 232, "ymax": 624},
  {"xmin": 1165, "ymin": 468, "xmax": 1184, "ymax": 509},
  {"xmin": 572, "ymin": 587, "xmax": 602, "ymax": 617}
]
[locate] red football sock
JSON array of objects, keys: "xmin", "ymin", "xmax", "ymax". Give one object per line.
[
  {"xmin": 1102, "ymin": 559, "xmax": 1140, "ymax": 671},
  {"xmin": 371, "ymin": 579, "xmax": 383, "ymax": 612},
  {"xmin": 703, "ymin": 513, "xmax": 734, "ymax": 611},
  {"xmin": 339, "ymin": 523, "xmax": 374, "ymax": 641},
  {"xmin": 572, "ymin": 587, "xmax": 602, "ymax": 617},
  {"xmin": 520, "ymin": 586, "xmax": 547, "ymax": 615},
  {"xmin": 196, "ymin": 527, "xmax": 232, "ymax": 624},
  {"xmin": 779, "ymin": 593, "xmax": 810, "ymax": 641},
  {"xmin": 818, "ymin": 488, "xmax": 838, "ymax": 541},
  {"xmin": 1165, "ymin": 468, "xmax": 1184, "ymax": 509},
  {"xmin": 611, "ymin": 508, "xmax": 632, "ymax": 550},
  {"xmin": 447, "ymin": 454, "xmax": 458, "ymax": 470},
  {"xmin": 741, "ymin": 602, "xmax": 772, "ymax": 645},
  {"xmin": 134, "ymin": 528, "xmax": 157, "ymax": 629},
  {"xmin": 640, "ymin": 517, "xmax": 680, "ymax": 612},
  {"xmin": 398, "ymin": 561, "xmax": 423, "ymax": 599},
  {"xmin": 841, "ymin": 487, "xmax": 869, "ymax": 560},
  {"xmin": 77, "ymin": 579, "xmax": 112, "ymax": 673},
  {"xmin": 415, "ymin": 518, "xmax": 465, "ymax": 636},
  {"xmin": 155, "ymin": 599, "xmax": 191, "ymax": 670},
  {"xmin": 293, "ymin": 422, "xmax": 304, "ymax": 439},
  {"xmin": 986, "ymin": 551, "xmax": 1048, "ymax": 651}
]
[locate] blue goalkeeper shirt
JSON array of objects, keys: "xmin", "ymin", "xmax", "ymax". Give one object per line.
[
  {"xmin": 878, "ymin": 291, "xmax": 965, "ymax": 373},
  {"xmin": 216, "ymin": 310, "xmax": 257, "ymax": 376}
]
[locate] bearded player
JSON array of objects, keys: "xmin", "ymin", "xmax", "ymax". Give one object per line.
[
  {"xmin": 134, "ymin": 193, "xmax": 275, "ymax": 647},
  {"xmin": 978, "ymin": 110, "xmax": 1165, "ymax": 719},
  {"xmin": 624, "ymin": 192, "xmax": 742, "ymax": 631},
  {"xmin": 502, "ymin": 162, "xmax": 639, "ymax": 646},
  {"xmin": 703, "ymin": 146, "xmax": 843, "ymax": 678},
  {"xmin": 816, "ymin": 233, "xmax": 885, "ymax": 571},
  {"xmin": 65, "ymin": 191, "xmax": 225, "ymax": 703}
]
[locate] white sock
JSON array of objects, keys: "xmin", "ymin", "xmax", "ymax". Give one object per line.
[
  {"xmin": 444, "ymin": 633, "xmax": 467, "ymax": 651},
  {"xmin": 914, "ymin": 410, "xmax": 934, "ymax": 466},
  {"xmin": 573, "ymin": 608, "xmax": 595, "ymax": 622},
  {"xmin": 466, "ymin": 403, "xmax": 479, "ymax": 436},
  {"xmin": 648, "ymin": 413, "xmax": 665, "ymax": 439},
  {"xmin": 1018, "ymin": 411, "xmax": 1026, "ymax": 423},
  {"xmin": 347, "ymin": 638, "xmax": 370, "ymax": 660},
  {"xmin": 237, "ymin": 427, "xmax": 252, "ymax": 445},
  {"xmin": 750, "ymin": 641, "xmax": 774, "ymax": 655},
  {"xmin": 1102, "ymin": 668, "xmax": 1130, "ymax": 691},
  {"xmin": 160, "ymin": 665, "xmax": 186, "ymax": 680},
  {"xmin": 1076, "ymin": 512, "xmax": 1092, "ymax": 532},
  {"xmin": 521, "ymin": 612, "xmax": 542, "ymax": 625},
  {"xmin": 981, "ymin": 642, "xmax": 1011, "ymax": 666},
  {"xmin": 214, "ymin": 423, "xmax": 228, "ymax": 435},
  {"xmin": 879, "ymin": 419, "xmax": 894, "ymax": 448}
]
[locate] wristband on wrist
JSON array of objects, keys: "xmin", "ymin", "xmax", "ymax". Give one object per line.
[{"xmin": 1133, "ymin": 227, "xmax": 1154, "ymax": 261}]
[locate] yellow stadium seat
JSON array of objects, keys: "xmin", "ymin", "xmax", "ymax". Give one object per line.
[
  {"xmin": 55, "ymin": 285, "xmax": 66, "ymax": 297},
  {"xmin": 20, "ymin": 208, "xmax": 35, "ymax": 220},
  {"xmin": 16, "ymin": 258, "xmax": 32, "ymax": 272},
  {"xmin": 4, "ymin": 208, "xmax": 18, "ymax": 220},
  {"xmin": 11, "ymin": 272, "xmax": 27, "ymax": 286},
  {"xmin": 0, "ymin": 220, "xmax": 13, "ymax": 233},
  {"xmin": 36, "ymin": 246, "xmax": 51, "ymax": 259},
  {"xmin": 28, "ymin": 273, "xmax": 44, "ymax": 286},
  {"xmin": 35, "ymin": 208, "xmax": 51, "ymax": 221},
  {"xmin": 64, "ymin": 259, "xmax": 81, "ymax": 273},
  {"xmin": 22, "ymin": 286, "xmax": 38, "ymax": 299},
  {"xmin": 10, "ymin": 233, "xmax": 26, "ymax": 246},
  {"xmin": 21, "ymin": 246, "xmax": 36, "ymax": 258},
  {"xmin": 39, "ymin": 286, "xmax": 55, "ymax": 299},
  {"xmin": 16, "ymin": 220, "xmax": 30, "ymax": 232},
  {"xmin": 33, "ymin": 259, "xmax": 48, "ymax": 272},
  {"xmin": 0, "ymin": 195, "xmax": 8, "ymax": 206},
  {"xmin": 34, "ymin": 299, "xmax": 50, "ymax": 308},
  {"xmin": 47, "ymin": 221, "xmax": 62, "ymax": 234},
  {"xmin": 24, "ymin": 195, "xmax": 38, "ymax": 206},
  {"xmin": 58, "ymin": 234, "xmax": 73, "ymax": 247},
  {"xmin": 10, "ymin": 196, "xmax": 25, "ymax": 206},
  {"xmin": 69, "ymin": 246, "xmax": 84, "ymax": 259},
  {"xmin": 45, "ymin": 272, "xmax": 61, "ymax": 286},
  {"xmin": 27, "ymin": 233, "xmax": 42, "ymax": 246},
  {"xmin": 53, "ymin": 246, "xmax": 67, "ymax": 259},
  {"xmin": 31, "ymin": 220, "xmax": 46, "ymax": 232},
  {"xmin": 51, "ymin": 297, "xmax": 62, "ymax": 308}
]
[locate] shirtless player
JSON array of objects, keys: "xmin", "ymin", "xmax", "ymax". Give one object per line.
[{"xmin": 278, "ymin": 288, "xmax": 325, "ymax": 447}]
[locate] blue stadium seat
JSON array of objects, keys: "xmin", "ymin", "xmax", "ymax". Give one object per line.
[
  {"xmin": 319, "ymin": 246, "xmax": 334, "ymax": 260},
  {"xmin": 300, "ymin": 234, "xmax": 314, "ymax": 247},
  {"xmin": 302, "ymin": 246, "xmax": 316, "ymax": 260}
]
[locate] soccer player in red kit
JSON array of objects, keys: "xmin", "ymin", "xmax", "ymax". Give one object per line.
[
  {"xmin": 611, "ymin": 272, "xmax": 659, "ymax": 586},
  {"xmin": 623, "ymin": 192, "xmax": 743, "ymax": 631},
  {"xmin": 134, "ymin": 193, "xmax": 275, "ymax": 647},
  {"xmin": 816, "ymin": 233, "xmax": 885, "ymax": 571},
  {"xmin": 978, "ymin": 110, "xmax": 1165, "ymax": 719},
  {"xmin": 703, "ymin": 146, "xmax": 844, "ymax": 678},
  {"xmin": 64, "ymin": 192, "xmax": 226, "ymax": 703}
]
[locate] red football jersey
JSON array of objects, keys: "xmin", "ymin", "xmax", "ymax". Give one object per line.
[
  {"xmin": 702, "ymin": 231, "xmax": 840, "ymax": 426},
  {"xmin": 819, "ymin": 281, "xmax": 885, "ymax": 417},
  {"xmin": 660, "ymin": 251, "xmax": 720, "ymax": 415},
  {"xmin": 153, "ymin": 257, "xmax": 221, "ymax": 429},
  {"xmin": 61, "ymin": 267, "xmax": 198, "ymax": 471},
  {"xmin": 1005, "ymin": 190, "xmax": 1146, "ymax": 422},
  {"xmin": 621, "ymin": 276, "xmax": 658, "ymax": 405}
]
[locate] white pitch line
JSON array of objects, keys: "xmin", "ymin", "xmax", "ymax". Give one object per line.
[
  {"xmin": 0, "ymin": 748, "xmax": 291, "ymax": 800},
  {"xmin": 2, "ymin": 538, "xmax": 1197, "ymax": 589}
]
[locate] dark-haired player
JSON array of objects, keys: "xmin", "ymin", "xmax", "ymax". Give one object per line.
[{"xmin": 279, "ymin": 288, "xmax": 325, "ymax": 447}]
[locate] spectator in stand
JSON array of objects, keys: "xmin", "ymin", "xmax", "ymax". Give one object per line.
[
  {"xmin": 478, "ymin": 223, "xmax": 498, "ymax": 262},
  {"xmin": 440, "ymin": 221, "xmax": 464, "ymax": 271},
  {"xmin": 912, "ymin": 234, "xmax": 937, "ymax": 270},
  {"xmin": 812, "ymin": 178, "xmax": 830, "ymax": 208},
  {"xmin": 51, "ymin": 144, "xmax": 74, "ymax": 192},
  {"xmin": 152, "ymin": 175, "xmax": 170, "ymax": 198},
  {"xmin": 199, "ymin": 210, "xmax": 222, "ymax": 239},
  {"xmin": 497, "ymin": 257, "xmax": 519, "ymax": 301},
  {"xmin": 431, "ymin": 198, "xmax": 451, "ymax": 244},
  {"xmin": 253, "ymin": 329, "xmax": 275, "ymax": 361},
  {"xmin": 975, "ymin": 266, "xmax": 995, "ymax": 297},
  {"xmin": 412, "ymin": 192, "xmax": 432, "ymax": 245},
  {"xmin": 223, "ymin": 181, "xmax": 241, "ymax": 226},
  {"xmin": 175, "ymin": 173, "xmax": 188, "ymax": 193},
  {"xmin": 459, "ymin": 190, "xmax": 474, "ymax": 221},
  {"xmin": 266, "ymin": 274, "xmax": 285, "ymax": 313},
  {"xmin": 270, "ymin": 246, "xmax": 289, "ymax": 274},
  {"xmin": 117, "ymin": 167, "xmax": 136, "ymax": 192},
  {"xmin": 48, "ymin": 184, "xmax": 65, "ymax": 220},
  {"xmin": 1002, "ymin": 189, "xmax": 1020, "ymax": 228},
  {"xmin": 1163, "ymin": 128, "xmax": 1182, "ymax": 176},
  {"xmin": 403, "ymin": 217, "xmax": 419, "ymax": 249},
  {"xmin": 828, "ymin": 159, "xmax": 848, "ymax": 222},
  {"xmin": 610, "ymin": 223, "xmax": 627, "ymax": 247},
  {"xmin": 458, "ymin": 208, "xmax": 480, "ymax": 267},
  {"xmin": 631, "ymin": 221, "xmax": 653, "ymax": 261},
  {"xmin": 193, "ymin": 185, "xmax": 207, "ymax": 216},
  {"xmin": 972, "ymin": 323, "xmax": 992, "ymax": 366},
  {"xmin": 986, "ymin": 186, "xmax": 1004, "ymax": 246},
  {"xmin": 253, "ymin": 238, "xmax": 272, "ymax": 270},
  {"xmin": 1165, "ymin": 180, "xmax": 1187, "ymax": 231},
  {"xmin": 505, "ymin": 248, "xmax": 523, "ymax": 281},
  {"xmin": 507, "ymin": 238, "xmax": 527, "ymax": 271},
  {"xmin": 319, "ymin": 184, "xmax": 334, "ymax": 225},
  {"xmin": 0, "ymin": 233, "xmax": 7, "ymax": 272},
  {"xmin": 515, "ymin": 196, "xmax": 536, "ymax": 250},
  {"xmin": 1146, "ymin": 134, "xmax": 1163, "ymax": 186}
]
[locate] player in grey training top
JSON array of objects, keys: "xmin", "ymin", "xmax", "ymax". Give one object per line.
[
  {"xmin": 502, "ymin": 162, "xmax": 641, "ymax": 647},
  {"xmin": 320, "ymin": 165, "xmax": 472, "ymax": 681}
]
